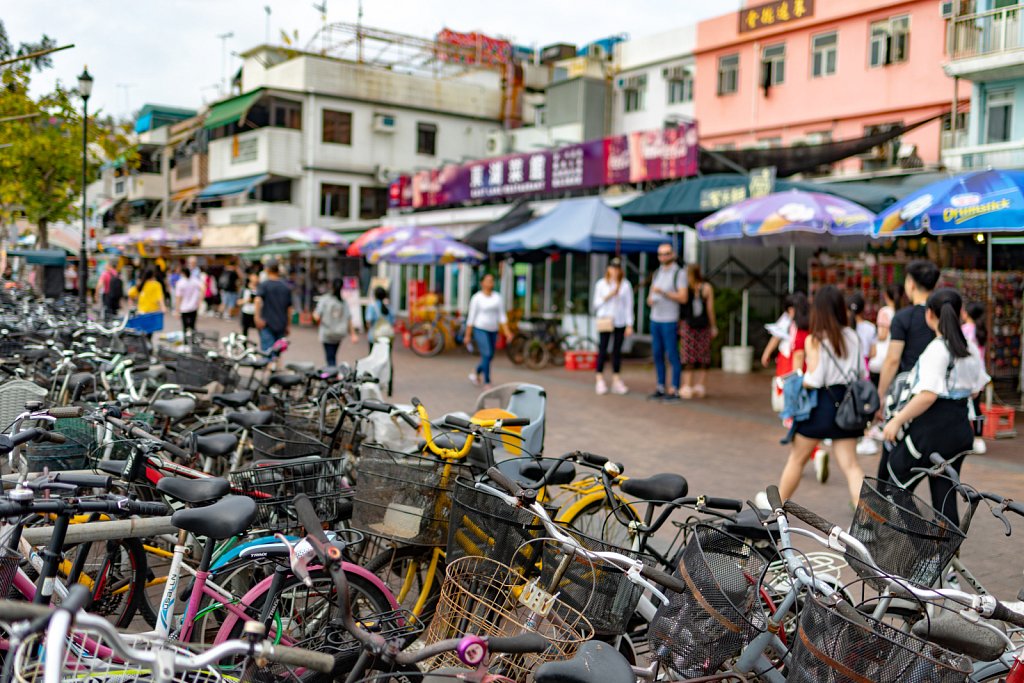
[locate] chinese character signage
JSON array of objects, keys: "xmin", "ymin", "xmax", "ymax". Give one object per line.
[
  {"xmin": 699, "ymin": 186, "xmax": 748, "ymax": 210},
  {"xmin": 739, "ymin": 0, "xmax": 814, "ymax": 33},
  {"xmin": 390, "ymin": 122, "xmax": 699, "ymax": 210}
]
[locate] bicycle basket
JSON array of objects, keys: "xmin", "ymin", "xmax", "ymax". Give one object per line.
[
  {"xmin": 0, "ymin": 379, "xmax": 46, "ymax": 433},
  {"xmin": 848, "ymin": 478, "xmax": 966, "ymax": 590},
  {"xmin": 252, "ymin": 424, "xmax": 326, "ymax": 460},
  {"xmin": 446, "ymin": 476, "xmax": 547, "ymax": 571},
  {"xmin": 0, "ymin": 547, "xmax": 21, "ymax": 597},
  {"xmin": 229, "ymin": 456, "xmax": 350, "ymax": 532},
  {"xmin": 788, "ymin": 591, "xmax": 970, "ymax": 682},
  {"xmin": 23, "ymin": 417, "xmax": 97, "ymax": 472},
  {"xmin": 648, "ymin": 524, "xmax": 768, "ymax": 679},
  {"xmin": 293, "ymin": 609, "xmax": 422, "ymax": 675},
  {"xmin": 421, "ymin": 555, "xmax": 592, "ymax": 683},
  {"xmin": 351, "ymin": 445, "xmax": 472, "ymax": 546}
]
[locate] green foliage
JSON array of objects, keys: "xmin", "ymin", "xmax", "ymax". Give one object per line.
[{"xmin": 710, "ymin": 286, "xmax": 744, "ymax": 364}]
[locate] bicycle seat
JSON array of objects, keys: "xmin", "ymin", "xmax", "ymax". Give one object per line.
[
  {"xmin": 195, "ymin": 432, "xmax": 238, "ymax": 458},
  {"xmin": 97, "ymin": 459, "xmax": 128, "ymax": 477},
  {"xmin": 911, "ymin": 609, "xmax": 1006, "ymax": 661},
  {"xmin": 239, "ymin": 357, "xmax": 271, "ymax": 369},
  {"xmin": 157, "ymin": 476, "xmax": 230, "ymax": 506},
  {"xmin": 151, "ymin": 397, "xmax": 197, "ymax": 420},
  {"xmin": 723, "ymin": 507, "xmax": 778, "ymax": 544},
  {"xmin": 212, "ymin": 390, "xmax": 254, "ymax": 408},
  {"xmin": 268, "ymin": 373, "xmax": 304, "ymax": 389},
  {"xmin": 495, "ymin": 458, "xmax": 576, "ymax": 489},
  {"xmin": 172, "ymin": 495, "xmax": 257, "ymax": 540},
  {"xmin": 534, "ymin": 641, "xmax": 633, "ymax": 683},
  {"xmin": 285, "ymin": 361, "xmax": 316, "ymax": 375},
  {"xmin": 620, "ymin": 473, "xmax": 688, "ymax": 504},
  {"xmin": 227, "ymin": 410, "xmax": 275, "ymax": 430},
  {"xmin": 67, "ymin": 372, "xmax": 96, "ymax": 390}
]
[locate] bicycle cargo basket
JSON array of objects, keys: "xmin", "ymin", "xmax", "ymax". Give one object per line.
[
  {"xmin": 446, "ymin": 476, "xmax": 547, "ymax": 570},
  {"xmin": 648, "ymin": 524, "xmax": 768, "ymax": 679},
  {"xmin": 229, "ymin": 456, "xmax": 350, "ymax": 532},
  {"xmin": 252, "ymin": 424, "xmax": 326, "ymax": 460},
  {"xmin": 23, "ymin": 417, "xmax": 97, "ymax": 472},
  {"xmin": 351, "ymin": 445, "xmax": 471, "ymax": 546},
  {"xmin": 848, "ymin": 478, "xmax": 966, "ymax": 590},
  {"xmin": 421, "ymin": 555, "xmax": 592, "ymax": 683},
  {"xmin": 787, "ymin": 591, "xmax": 970, "ymax": 683},
  {"xmin": 0, "ymin": 380, "xmax": 46, "ymax": 433}
]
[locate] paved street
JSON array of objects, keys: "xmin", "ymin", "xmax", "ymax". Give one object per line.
[{"xmin": 193, "ymin": 314, "xmax": 1024, "ymax": 598}]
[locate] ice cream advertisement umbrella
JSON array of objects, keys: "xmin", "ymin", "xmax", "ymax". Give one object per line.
[
  {"xmin": 347, "ymin": 225, "xmax": 448, "ymax": 257},
  {"xmin": 367, "ymin": 234, "xmax": 484, "ymax": 265}
]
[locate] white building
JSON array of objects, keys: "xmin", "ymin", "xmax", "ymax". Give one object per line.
[{"xmin": 611, "ymin": 26, "xmax": 697, "ymax": 135}]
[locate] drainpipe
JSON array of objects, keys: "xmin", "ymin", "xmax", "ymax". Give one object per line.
[{"xmin": 951, "ymin": 76, "xmax": 959, "ymax": 158}]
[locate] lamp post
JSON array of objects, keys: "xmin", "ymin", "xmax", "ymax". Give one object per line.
[{"xmin": 78, "ymin": 66, "xmax": 92, "ymax": 311}]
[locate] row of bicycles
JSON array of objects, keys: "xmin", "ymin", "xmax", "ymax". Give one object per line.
[{"xmin": 0, "ymin": 291, "xmax": 1021, "ymax": 681}]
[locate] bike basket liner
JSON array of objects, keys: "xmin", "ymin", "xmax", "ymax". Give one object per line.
[
  {"xmin": 787, "ymin": 591, "xmax": 970, "ymax": 683},
  {"xmin": 446, "ymin": 476, "xmax": 548, "ymax": 570},
  {"xmin": 421, "ymin": 555, "xmax": 592, "ymax": 683},
  {"xmin": 648, "ymin": 524, "xmax": 768, "ymax": 679},
  {"xmin": 229, "ymin": 456, "xmax": 351, "ymax": 532},
  {"xmin": 251, "ymin": 424, "xmax": 326, "ymax": 460},
  {"xmin": 848, "ymin": 478, "xmax": 966, "ymax": 590},
  {"xmin": 23, "ymin": 417, "xmax": 98, "ymax": 472},
  {"xmin": 352, "ymin": 445, "xmax": 472, "ymax": 546}
]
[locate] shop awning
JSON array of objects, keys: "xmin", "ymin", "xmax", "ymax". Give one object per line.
[
  {"xmin": 171, "ymin": 188, "xmax": 198, "ymax": 202},
  {"xmin": 242, "ymin": 242, "xmax": 317, "ymax": 258},
  {"xmin": 203, "ymin": 89, "xmax": 264, "ymax": 130},
  {"xmin": 197, "ymin": 174, "xmax": 269, "ymax": 200},
  {"xmin": 6, "ymin": 248, "xmax": 67, "ymax": 266},
  {"xmin": 463, "ymin": 201, "xmax": 534, "ymax": 252}
]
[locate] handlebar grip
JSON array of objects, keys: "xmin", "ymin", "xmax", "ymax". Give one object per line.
[
  {"xmin": 703, "ymin": 496, "xmax": 745, "ymax": 512},
  {"xmin": 991, "ymin": 601, "xmax": 1024, "ymax": 628},
  {"xmin": 782, "ymin": 500, "xmax": 837, "ymax": 535},
  {"xmin": 1007, "ymin": 502, "xmax": 1024, "ymax": 518},
  {"xmin": 487, "ymin": 633, "xmax": 549, "ymax": 654},
  {"xmin": 579, "ymin": 452, "xmax": 609, "ymax": 467},
  {"xmin": 410, "ymin": 397, "xmax": 423, "ymax": 408},
  {"xmin": 639, "ymin": 565, "xmax": 686, "ymax": 594},
  {"xmin": 0, "ymin": 599, "xmax": 52, "ymax": 622},
  {"xmin": 499, "ymin": 417, "xmax": 531, "ymax": 427},
  {"xmin": 0, "ymin": 501, "xmax": 25, "ymax": 518},
  {"xmin": 293, "ymin": 494, "xmax": 329, "ymax": 544},
  {"xmin": 485, "ymin": 466, "xmax": 522, "ymax": 497},
  {"xmin": 10, "ymin": 428, "xmax": 44, "ymax": 447},
  {"xmin": 444, "ymin": 415, "xmax": 475, "ymax": 430},
  {"xmin": 44, "ymin": 431, "xmax": 67, "ymax": 444},
  {"xmin": 929, "ymin": 452, "xmax": 946, "ymax": 466},
  {"xmin": 128, "ymin": 500, "xmax": 171, "ymax": 517},
  {"xmin": 765, "ymin": 486, "xmax": 783, "ymax": 512},
  {"xmin": 361, "ymin": 400, "xmax": 391, "ymax": 413},
  {"xmin": 259, "ymin": 643, "xmax": 336, "ymax": 673},
  {"xmin": 48, "ymin": 406, "xmax": 84, "ymax": 419},
  {"xmin": 60, "ymin": 583, "xmax": 93, "ymax": 614},
  {"xmin": 397, "ymin": 411, "xmax": 419, "ymax": 428},
  {"xmin": 833, "ymin": 599, "xmax": 872, "ymax": 630},
  {"xmin": 49, "ymin": 473, "xmax": 113, "ymax": 491}
]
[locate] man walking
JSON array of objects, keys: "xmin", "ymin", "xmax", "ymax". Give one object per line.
[
  {"xmin": 255, "ymin": 260, "xmax": 293, "ymax": 353},
  {"xmin": 647, "ymin": 243, "xmax": 687, "ymax": 402}
]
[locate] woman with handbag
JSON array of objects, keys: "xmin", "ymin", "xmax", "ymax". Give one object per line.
[
  {"xmin": 678, "ymin": 265, "xmax": 717, "ymax": 399},
  {"xmin": 881, "ymin": 289, "xmax": 989, "ymax": 525},
  {"xmin": 768, "ymin": 285, "xmax": 866, "ymax": 507},
  {"xmin": 592, "ymin": 258, "xmax": 634, "ymax": 395}
]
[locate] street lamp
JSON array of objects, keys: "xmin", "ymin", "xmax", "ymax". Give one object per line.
[{"xmin": 78, "ymin": 66, "xmax": 92, "ymax": 311}]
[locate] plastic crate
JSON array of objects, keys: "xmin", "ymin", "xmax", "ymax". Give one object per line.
[
  {"xmin": 564, "ymin": 350, "xmax": 597, "ymax": 371},
  {"xmin": 982, "ymin": 405, "xmax": 1016, "ymax": 439}
]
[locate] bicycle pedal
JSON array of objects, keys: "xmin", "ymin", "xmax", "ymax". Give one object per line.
[{"xmin": 518, "ymin": 578, "xmax": 556, "ymax": 616}]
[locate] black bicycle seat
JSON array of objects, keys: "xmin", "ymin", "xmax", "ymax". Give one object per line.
[
  {"xmin": 151, "ymin": 397, "xmax": 196, "ymax": 420},
  {"xmin": 212, "ymin": 390, "xmax": 254, "ymax": 408},
  {"xmin": 172, "ymin": 495, "xmax": 257, "ymax": 540},
  {"xmin": 534, "ymin": 641, "xmax": 633, "ymax": 683},
  {"xmin": 268, "ymin": 373, "xmax": 304, "ymax": 389},
  {"xmin": 285, "ymin": 361, "xmax": 316, "ymax": 375},
  {"xmin": 157, "ymin": 476, "xmax": 230, "ymax": 506},
  {"xmin": 227, "ymin": 410, "xmax": 275, "ymax": 430},
  {"xmin": 496, "ymin": 458, "xmax": 576, "ymax": 488},
  {"xmin": 620, "ymin": 473, "xmax": 688, "ymax": 504},
  {"xmin": 195, "ymin": 432, "xmax": 238, "ymax": 458}
]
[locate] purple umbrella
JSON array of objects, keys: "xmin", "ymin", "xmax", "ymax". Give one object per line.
[
  {"xmin": 266, "ymin": 226, "xmax": 347, "ymax": 246},
  {"xmin": 697, "ymin": 190, "xmax": 875, "ymax": 243},
  {"xmin": 368, "ymin": 234, "xmax": 483, "ymax": 265}
]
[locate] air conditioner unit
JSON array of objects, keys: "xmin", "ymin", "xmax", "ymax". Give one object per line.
[
  {"xmin": 373, "ymin": 114, "xmax": 396, "ymax": 134},
  {"xmin": 940, "ymin": 0, "xmax": 954, "ymax": 18},
  {"xmin": 375, "ymin": 166, "xmax": 394, "ymax": 184},
  {"xmin": 486, "ymin": 132, "xmax": 506, "ymax": 155}
]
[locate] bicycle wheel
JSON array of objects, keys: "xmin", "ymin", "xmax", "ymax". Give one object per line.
[
  {"xmin": 363, "ymin": 544, "xmax": 443, "ymax": 636},
  {"xmin": 59, "ymin": 537, "xmax": 148, "ymax": 628},
  {"xmin": 559, "ymin": 497, "xmax": 638, "ymax": 552},
  {"xmin": 523, "ymin": 338, "xmax": 551, "ymax": 370},
  {"xmin": 409, "ymin": 322, "xmax": 445, "ymax": 358},
  {"xmin": 505, "ymin": 333, "xmax": 529, "ymax": 364}
]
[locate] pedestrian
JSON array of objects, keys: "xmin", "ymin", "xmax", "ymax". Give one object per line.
[
  {"xmin": 646, "ymin": 243, "xmax": 687, "ymax": 402},
  {"xmin": 173, "ymin": 267, "xmax": 202, "ymax": 336},
  {"xmin": 876, "ymin": 259, "xmax": 940, "ymax": 479},
  {"xmin": 219, "ymin": 264, "xmax": 241, "ymax": 318},
  {"xmin": 313, "ymin": 278, "xmax": 359, "ymax": 368},
  {"xmin": 465, "ymin": 273, "xmax": 512, "ymax": 388},
  {"xmin": 868, "ymin": 284, "xmax": 902, "ymax": 385},
  {"xmin": 128, "ymin": 268, "xmax": 166, "ymax": 315},
  {"xmin": 64, "ymin": 263, "xmax": 78, "ymax": 295},
  {"xmin": 848, "ymin": 292, "xmax": 879, "ymax": 456},
  {"xmin": 100, "ymin": 263, "xmax": 124, "ymax": 321},
  {"xmin": 202, "ymin": 268, "xmax": 220, "ymax": 317},
  {"xmin": 592, "ymin": 257, "xmax": 634, "ymax": 395},
  {"xmin": 763, "ymin": 293, "xmax": 810, "ymax": 413},
  {"xmin": 239, "ymin": 273, "xmax": 259, "ymax": 340},
  {"xmin": 961, "ymin": 300, "xmax": 989, "ymax": 454},
  {"xmin": 882, "ymin": 288, "xmax": 989, "ymax": 526},
  {"xmin": 762, "ymin": 285, "xmax": 867, "ymax": 508},
  {"xmin": 365, "ymin": 286, "xmax": 394, "ymax": 352},
  {"xmin": 95, "ymin": 261, "xmax": 119, "ymax": 316},
  {"xmin": 254, "ymin": 260, "xmax": 293, "ymax": 353},
  {"xmin": 678, "ymin": 264, "xmax": 717, "ymax": 399}
]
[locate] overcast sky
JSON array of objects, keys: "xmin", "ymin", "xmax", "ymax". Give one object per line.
[{"xmin": 5, "ymin": 1, "xmax": 739, "ymax": 120}]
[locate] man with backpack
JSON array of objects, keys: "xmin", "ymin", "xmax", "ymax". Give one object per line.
[
  {"xmin": 313, "ymin": 278, "xmax": 359, "ymax": 368},
  {"xmin": 96, "ymin": 262, "xmax": 124, "ymax": 321},
  {"xmin": 646, "ymin": 243, "xmax": 687, "ymax": 403}
]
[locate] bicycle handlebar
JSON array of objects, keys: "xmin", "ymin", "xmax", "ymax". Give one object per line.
[
  {"xmin": 47, "ymin": 406, "xmax": 84, "ymax": 419},
  {"xmin": 105, "ymin": 415, "xmax": 190, "ymax": 460},
  {"xmin": 487, "ymin": 633, "xmax": 549, "ymax": 654},
  {"xmin": 781, "ymin": 499, "xmax": 836, "ymax": 536},
  {"xmin": 61, "ymin": 583, "xmax": 93, "ymax": 614},
  {"xmin": 485, "ymin": 465, "xmax": 528, "ymax": 499}
]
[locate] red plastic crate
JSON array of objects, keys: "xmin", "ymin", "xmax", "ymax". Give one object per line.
[
  {"xmin": 565, "ymin": 350, "xmax": 597, "ymax": 371},
  {"xmin": 982, "ymin": 405, "xmax": 1016, "ymax": 439}
]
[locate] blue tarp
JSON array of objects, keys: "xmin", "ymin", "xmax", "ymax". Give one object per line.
[
  {"xmin": 196, "ymin": 174, "xmax": 268, "ymax": 199},
  {"xmin": 488, "ymin": 197, "xmax": 666, "ymax": 254}
]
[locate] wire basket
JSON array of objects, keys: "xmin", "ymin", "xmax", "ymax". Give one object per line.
[
  {"xmin": 0, "ymin": 547, "xmax": 21, "ymax": 597},
  {"xmin": 421, "ymin": 555, "xmax": 592, "ymax": 683},
  {"xmin": 163, "ymin": 350, "xmax": 238, "ymax": 388},
  {"xmin": 787, "ymin": 591, "xmax": 971, "ymax": 682},
  {"xmin": 848, "ymin": 478, "xmax": 967, "ymax": 590},
  {"xmin": 648, "ymin": 524, "xmax": 768, "ymax": 679},
  {"xmin": 229, "ymin": 456, "xmax": 351, "ymax": 532},
  {"xmin": 292, "ymin": 609, "xmax": 422, "ymax": 674},
  {"xmin": 252, "ymin": 425, "xmax": 327, "ymax": 460},
  {"xmin": 23, "ymin": 418, "xmax": 97, "ymax": 472},
  {"xmin": 352, "ymin": 445, "xmax": 472, "ymax": 546},
  {"xmin": 0, "ymin": 379, "xmax": 46, "ymax": 433}
]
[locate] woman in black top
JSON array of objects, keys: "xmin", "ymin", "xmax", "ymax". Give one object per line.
[{"xmin": 679, "ymin": 265, "xmax": 717, "ymax": 399}]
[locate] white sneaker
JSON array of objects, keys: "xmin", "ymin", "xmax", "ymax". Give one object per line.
[
  {"xmin": 973, "ymin": 437, "xmax": 987, "ymax": 454},
  {"xmin": 753, "ymin": 491, "xmax": 771, "ymax": 510},
  {"xmin": 468, "ymin": 372, "xmax": 481, "ymax": 387},
  {"xmin": 866, "ymin": 424, "xmax": 885, "ymax": 442},
  {"xmin": 595, "ymin": 376, "xmax": 608, "ymax": 395},
  {"xmin": 611, "ymin": 378, "xmax": 628, "ymax": 395},
  {"xmin": 814, "ymin": 448, "xmax": 830, "ymax": 484},
  {"xmin": 856, "ymin": 438, "xmax": 879, "ymax": 456}
]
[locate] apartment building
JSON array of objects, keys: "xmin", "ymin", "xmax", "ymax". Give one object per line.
[{"xmin": 611, "ymin": 26, "xmax": 697, "ymax": 135}]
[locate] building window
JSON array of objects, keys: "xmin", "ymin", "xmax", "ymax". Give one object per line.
[
  {"xmin": 758, "ymin": 137, "xmax": 783, "ymax": 148},
  {"xmin": 986, "ymin": 89, "xmax": 1014, "ymax": 143},
  {"xmin": 621, "ymin": 74, "xmax": 647, "ymax": 112},
  {"xmin": 174, "ymin": 157, "xmax": 193, "ymax": 180},
  {"xmin": 666, "ymin": 68, "xmax": 693, "ymax": 104},
  {"xmin": 417, "ymin": 123, "xmax": 437, "ymax": 156},
  {"xmin": 271, "ymin": 99, "xmax": 302, "ymax": 129},
  {"xmin": 717, "ymin": 53, "xmax": 739, "ymax": 95},
  {"xmin": 322, "ymin": 109, "xmax": 352, "ymax": 145},
  {"xmin": 320, "ymin": 183, "xmax": 350, "ymax": 218},
  {"xmin": 260, "ymin": 179, "xmax": 292, "ymax": 203},
  {"xmin": 811, "ymin": 32, "xmax": 838, "ymax": 77},
  {"xmin": 870, "ymin": 15, "xmax": 910, "ymax": 67},
  {"xmin": 359, "ymin": 187, "xmax": 389, "ymax": 219},
  {"xmin": 761, "ymin": 43, "xmax": 786, "ymax": 88}
]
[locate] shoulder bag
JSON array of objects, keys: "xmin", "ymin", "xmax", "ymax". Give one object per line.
[{"xmin": 822, "ymin": 337, "xmax": 879, "ymax": 432}]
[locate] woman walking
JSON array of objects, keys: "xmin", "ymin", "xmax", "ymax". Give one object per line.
[
  {"xmin": 592, "ymin": 258, "xmax": 634, "ymax": 395},
  {"xmin": 239, "ymin": 273, "xmax": 259, "ymax": 340},
  {"xmin": 365, "ymin": 286, "xmax": 394, "ymax": 352},
  {"xmin": 678, "ymin": 265, "xmax": 717, "ymax": 399},
  {"xmin": 313, "ymin": 278, "xmax": 358, "ymax": 368},
  {"xmin": 766, "ymin": 285, "xmax": 866, "ymax": 507},
  {"xmin": 465, "ymin": 273, "xmax": 512, "ymax": 388}
]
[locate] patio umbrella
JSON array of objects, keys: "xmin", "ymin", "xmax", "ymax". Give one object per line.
[
  {"xmin": 368, "ymin": 234, "xmax": 483, "ymax": 265},
  {"xmin": 346, "ymin": 225, "xmax": 448, "ymax": 257},
  {"xmin": 266, "ymin": 226, "xmax": 347, "ymax": 246}
]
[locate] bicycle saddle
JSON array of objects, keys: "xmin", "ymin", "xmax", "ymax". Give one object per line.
[
  {"xmin": 911, "ymin": 609, "xmax": 1006, "ymax": 661},
  {"xmin": 212, "ymin": 390, "xmax": 254, "ymax": 408},
  {"xmin": 151, "ymin": 397, "xmax": 197, "ymax": 420},
  {"xmin": 534, "ymin": 641, "xmax": 634, "ymax": 683},
  {"xmin": 620, "ymin": 473, "xmax": 688, "ymax": 504},
  {"xmin": 724, "ymin": 507, "xmax": 778, "ymax": 544},
  {"xmin": 227, "ymin": 410, "xmax": 275, "ymax": 430},
  {"xmin": 157, "ymin": 476, "xmax": 230, "ymax": 506},
  {"xmin": 285, "ymin": 361, "xmax": 316, "ymax": 375},
  {"xmin": 268, "ymin": 373, "xmax": 304, "ymax": 389},
  {"xmin": 239, "ymin": 357, "xmax": 271, "ymax": 369},
  {"xmin": 172, "ymin": 495, "xmax": 257, "ymax": 540},
  {"xmin": 195, "ymin": 432, "xmax": 238, "ymax": 458},
  {"xmin": 495, "ymin": 458, "xmax": 576, "ymax": 488}
]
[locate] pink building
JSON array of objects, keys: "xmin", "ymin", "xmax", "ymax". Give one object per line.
[{"xmin": 695, "ymin": 0, "xmax": 968, "ymax": 174}]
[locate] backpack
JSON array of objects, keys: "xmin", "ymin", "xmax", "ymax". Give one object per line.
[{"xmin": 319, "ymin": 296, "xmax": 349, "ymax": 341}]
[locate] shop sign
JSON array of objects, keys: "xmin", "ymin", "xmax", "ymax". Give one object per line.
[
  {"xmin": 748, "ymin": 167, "xmax": 777, "ymax": 198},
  {"xmin": 699, "ymin": 186, "xmax": 748, "ymax": 210},
  {"xmin": 738, "ymin": 0, "xmax": 814, "ymax": 33}
]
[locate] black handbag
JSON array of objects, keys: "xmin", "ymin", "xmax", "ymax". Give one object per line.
[{"xmin": 822, "ymin": 339, "xmax": 879, "ymax": 432}]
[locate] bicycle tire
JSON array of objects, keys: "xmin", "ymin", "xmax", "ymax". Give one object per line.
[
  {"xmin": 363, "ymin": 544, "xmax": 443, "ymax": 638},
  {"xmin": 58, "ymin": 536, "xmax": 148, "ymax": 629},
  {"xmin": 559, "ymin": 496, "xmax": 638, "ymax": 553},
  {"xmin": 523, "ymin": 338, "xmax": 550, "ymax": 370},
  {"xmin": 505, "ymin": 333, "xmax": 529, "ymax": 365},
  {"xmin": 409, "ymin": 322, "xmax": 445, "ymax": 358}
]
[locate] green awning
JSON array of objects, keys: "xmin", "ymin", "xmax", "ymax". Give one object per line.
[
  {"xmin": 242, "ymin": 242, "xmax": 316, "ymax": 258},
  {"xmin": 204, "ymin": 89, "xmax": 264, "ymax": 130},
  {"xmin": 7, "ymin": 248, "xmax": 67, "ymax": 266}
]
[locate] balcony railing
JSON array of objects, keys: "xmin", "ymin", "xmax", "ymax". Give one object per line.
[
  {"xmin": 949, "ymin": 6, "xmax": 1024, "ymax": 60},
  {"xmin": 942, "ymin": 138, "xmax": 1024, "ymax": 171}
]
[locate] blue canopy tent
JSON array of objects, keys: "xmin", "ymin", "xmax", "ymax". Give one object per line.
[{"xmin": 488, "ymin": 197, "xmax": 666, "ymax": 254}]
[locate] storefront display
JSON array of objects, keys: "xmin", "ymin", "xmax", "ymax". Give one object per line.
[
  {"xmin": 940, "ymin": 269, "xmax": 1023, "ymax": 385},
  {"xmin": 808, "ymin": 254, "xmax": 907, "ymax": 322}
]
